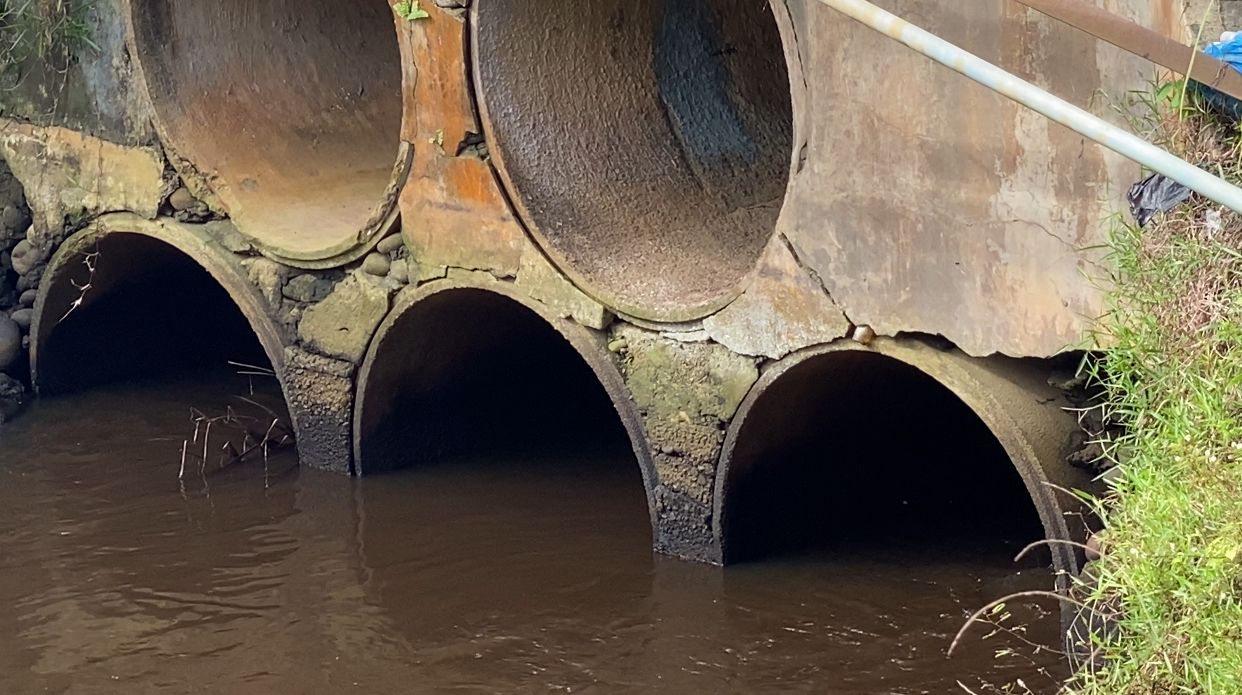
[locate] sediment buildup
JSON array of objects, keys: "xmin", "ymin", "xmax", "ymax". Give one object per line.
[
  {"xmin": 473, "ymin": 0, "xmax": 795, "ymax": 321},
  {"xmin": 123, "ymin": 0, "xmax": 410, "ymax": 265}
]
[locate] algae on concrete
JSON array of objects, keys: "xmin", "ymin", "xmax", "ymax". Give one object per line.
[
  {"xmin": 612, "ymin": 323, "xmax": 758, "ymax": 561},
  {"xmin": 297, "ymin": 271, "xmax": 390, "ymax": 365}
]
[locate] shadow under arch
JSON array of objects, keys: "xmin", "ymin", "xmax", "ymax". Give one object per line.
[
  {"xmin": 713, "ymin": 338, "xmax": 1096, "ymax": 588},
  {"xmin": 354, "ymin": 279, "xmax": 659, "ymax": 537},
  {"xmin": 30, "ymin": 214, "xmax": 293, "ymax": 423}
]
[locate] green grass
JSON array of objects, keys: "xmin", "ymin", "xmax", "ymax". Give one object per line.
[
  {"xmin": 0, "ymin": 0, "xmax": 97, "ymax": 73},
  {"xmin": 1068, "ymin": 88, "xmax": 1242, "ymax": 694}
]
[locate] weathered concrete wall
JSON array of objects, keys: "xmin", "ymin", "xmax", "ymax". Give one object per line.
[
  {"xmin": 0, "ymin": 0, "xmax": 1198, "ymax": 563},
  {"xmin": 1184, "ymin": 0, "xmax": 1242, "ymax": 40},
  {"xmin": 778, "ymin": 0, "xmax": 1183, "ymax": 358},
  {"xmin": 0, "ymin": 117, "xmax": 410, "ymax": 473},
  {"xmin": 0, "ymin": 0, "xmax": 154, "ymax": 145},
  {"xmin": 0, "ymin": 156, "xmax": 32, "ymax": 417}
]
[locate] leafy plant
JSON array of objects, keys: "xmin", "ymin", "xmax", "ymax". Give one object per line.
[
  {"xmin": 392, "ymin": 0, "xmax": 430, "ymax": 21},
  {"xmin": 1066, "ymin": 83, "xmax": 1242, "ymax": 694}
]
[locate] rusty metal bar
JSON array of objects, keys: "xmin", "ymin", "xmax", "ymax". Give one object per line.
[
  {"xmin": 1013, "ymin": 0, "xmax": 1242, "ymax": 101},
  {"xmin": 813, "ymin": 0, "xmax": 1242, "ymax": 216}
]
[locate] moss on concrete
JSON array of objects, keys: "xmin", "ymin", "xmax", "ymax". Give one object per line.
[
  {"xmin": 515, "ymin": 245, "xmax": 612, "ymax": 331},
  {"xmin": 297, "ymin": 271, "xmax": 390, "ymax": 365},
  {"xmin": 612, "ymin": 323, "xmax": 758, "ymax": 560}
]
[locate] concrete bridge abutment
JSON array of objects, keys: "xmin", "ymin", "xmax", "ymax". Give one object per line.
[{"xmin": 0, "ymin": 0, "xmax": 1179, "ymax": 575}]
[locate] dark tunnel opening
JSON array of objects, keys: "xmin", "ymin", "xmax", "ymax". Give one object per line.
[
  {"xmin": 356, "ymin": 287, "xmax": 655, "ymax": 575},
  {"xmin": 35, "ymin": 234, "xmax": 273, "ymax": 395},
  {"xmin": 359, "ymin": 288, "xmax": 644, "ymax": 479},
  {"xmin": 719, "ymin": 351, "xmax": 1048, "ymax": 566}
]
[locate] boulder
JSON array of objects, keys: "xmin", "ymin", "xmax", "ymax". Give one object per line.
[
  {"xmin": 9, "ymin": 308, "xmax": 32, "ymax": 330},
  {"xmin": 283, "ymin": 273, "xmax": 334, "ymax": 304},
  {"xmin": 0, "ymin": 315, "xmax": 20, "ymax": 369},
  {"xmin": 361, "ymin": 252, "xmax": 390, "ymax": 277},
  {"xmin": 376, "ymin": 233, "xmax": 405, "ymax": 255},
  {"xmin": 9, "ymin": 238, "xmax": 38, "ymax": 276}
]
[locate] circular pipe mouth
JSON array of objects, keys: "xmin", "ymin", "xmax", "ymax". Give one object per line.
[
  {"xmin": 31, "ymin": 221, "xmax": 288, "ymax": 400},
  {"xmin": 714, "ymin": 342, "xmax": 1092, "ymax": 581},
  {"xmin": 126, "ymin": 1, "xmax": 407, "ymax": 264},
  {"xmin": 716, "ymin": 350, "xmax": 1046, "ymax": 563},
  {"xmin": 472, "ymin": 0, "xmax": 795, "ymax": 322},
  {"xmin": 354, "ymin": 281, "xmax": 659, "ymax": 533}
]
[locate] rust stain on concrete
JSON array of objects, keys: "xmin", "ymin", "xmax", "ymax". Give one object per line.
[{"xmin": 396, "ymin": 8, "xmax": 526, "ymax": 279}]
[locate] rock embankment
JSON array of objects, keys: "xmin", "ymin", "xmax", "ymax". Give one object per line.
[{"xmin": 0, "ymin": 157, "xmax": 31, "ymax": 419}]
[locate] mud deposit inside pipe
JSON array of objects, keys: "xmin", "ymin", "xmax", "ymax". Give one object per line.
[{"xmin": 473, "ymin": 0, "xmax": 794, "ymax": 320}]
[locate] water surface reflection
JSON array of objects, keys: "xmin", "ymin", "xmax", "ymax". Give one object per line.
[{"xmin": 0, "ymin": 380, "xmax": 1063, "ymax": 693}]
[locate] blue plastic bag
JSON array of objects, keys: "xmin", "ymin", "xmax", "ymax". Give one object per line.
[{"xmin": 1196, "ymin": 32, "xmax": 1242, "ymax": 121}]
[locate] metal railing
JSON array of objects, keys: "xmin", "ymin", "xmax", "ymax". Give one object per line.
[{"xmin": 813, "ymin": 0, "xmax": 1242, "ymax": 215}]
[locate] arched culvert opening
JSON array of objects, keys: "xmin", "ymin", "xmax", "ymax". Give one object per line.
[
  {"xmin": 719, "ymin": 352, "xmax": 1042, "ymax": 563},
  {"xmin": 715, "ymin": 342, "xmax": 1093, "ymax": 578},
  {"xmin": 355, "ymin": 282, "xmax": 657, "ymax": 534},
  {"xmin": 125, "ymin": 1, "xmax": 407, "ymax": 264},
  {"xmin": 472, "ymin": 0, "xmax": 795, "ymax": 322},
  {"xmin": 31, "ymin": 228, "xmax": 284, "ymax": 400}
]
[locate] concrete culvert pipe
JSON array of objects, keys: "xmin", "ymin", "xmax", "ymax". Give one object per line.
[
  {"xmin": 31, "ymin": 218, "xmax": 287, "ymax": 397},
  {"xmin": 714, "ymin": 340, "xmax": 1097, "ymax": 608},
  {"xmin": 124, "ymin": 1, "xmax": 408, "ymax": 266},
  {"xmin": 354, "ymin": 281, "xmax": 658, "ymax": 530},
  {"xmin": 472, "ymin": 0, "xmax": 795, "ymax": 322}
]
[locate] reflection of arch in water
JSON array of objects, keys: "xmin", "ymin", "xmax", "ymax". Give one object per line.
[
  {"xmin": 347, "ymin": 455, "xmax": 701, "ymax": 690},
  {"xmin": 0, "ymin": 388, "xmax": 304, "ymax": 686}
]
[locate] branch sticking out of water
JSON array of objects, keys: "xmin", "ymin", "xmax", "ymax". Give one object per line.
[{"xmin": 179, "ymin": 397, "xmax": 294, "ymax": 487}]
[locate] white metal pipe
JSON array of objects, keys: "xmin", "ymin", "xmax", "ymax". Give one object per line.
[{"xmin": 813, "ymin": 0, "xmax": 1242, "ymax": 215}]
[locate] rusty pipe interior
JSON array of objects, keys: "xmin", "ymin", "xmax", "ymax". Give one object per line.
[
  {"xmin": 126, "ymin": 1, "xmax": 405, "ymax": 261},
  {"xmin": 472, "ymin": 0, "xmax": 795, "ymax": 321}
]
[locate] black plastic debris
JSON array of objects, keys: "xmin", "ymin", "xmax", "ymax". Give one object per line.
[{"xmin": 1127, "ymin": 173, "xmax": 1192, "ymax": 227}]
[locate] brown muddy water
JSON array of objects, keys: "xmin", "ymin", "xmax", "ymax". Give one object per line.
[{"xmin": 0, "ymin": 376, "xmax": 1067, "ymax": 694}]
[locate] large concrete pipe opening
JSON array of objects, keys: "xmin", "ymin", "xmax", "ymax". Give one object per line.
[
  {"xmin": 716, "ymin": 348, "xmax": 1066, "ymax": 566},
  {"xmin": 125, "ymin": 2, "xmax": 406, "ymax": 262},
  {"xmin": 32, "ymin": 232, "xmax": 279, "ymax": 395},
  {"xmin": 472, "ymin": 0, "xmax": 795, "ymax": 321},
  {"xmin": 355, "ymin": 284, "xmax": 657, "ymax": 531}
]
